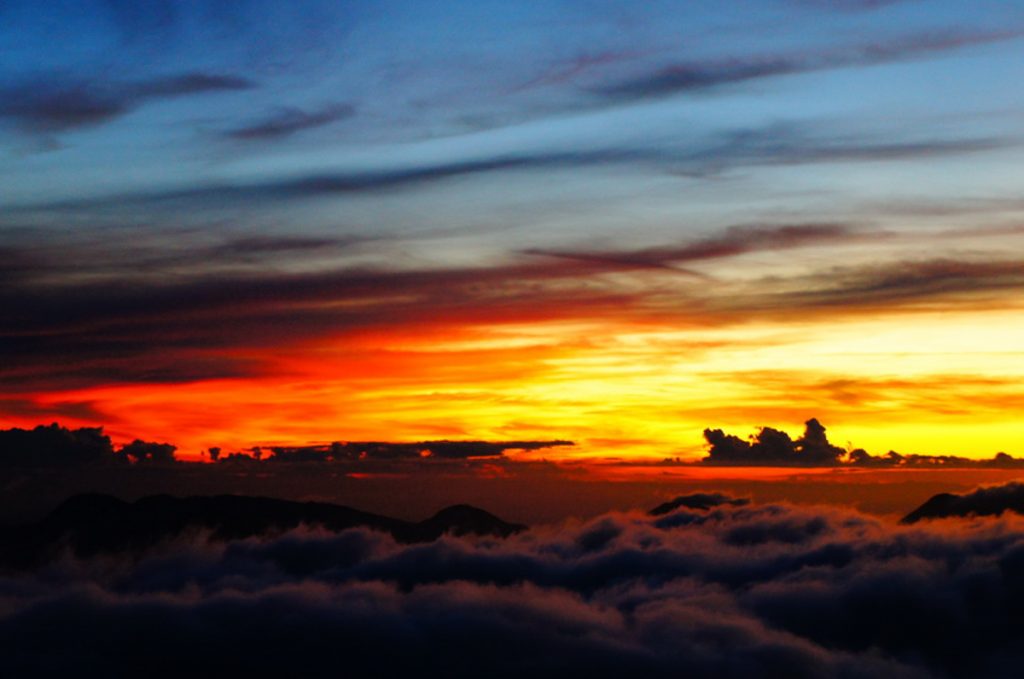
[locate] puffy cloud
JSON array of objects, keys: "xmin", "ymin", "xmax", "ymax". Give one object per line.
[
  {"xmin": 0, "ymin": 423, "xmax": 116, "ymax": 468},
  {"xmin": 119, "ymin": 439, "xmax": 177, "ymax": 465},
  {"xmin": 703, "ymin": 418, "xmax": 845, "ymax": 466},
  {"xmin": 4, "ymin": 491, "xmax": 1024, "ymax": 677},
  {"xmin": 703, "ymin": 419, "xmax": 1024, "ymax": 468},
  {"xmin": 0, "ymin": 423, "xmax": 180, "ymax": 468}
]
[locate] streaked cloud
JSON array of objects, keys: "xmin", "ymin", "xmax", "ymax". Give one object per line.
[
  {"xmin": 224, "ymin": 102, "xmax": 355, "ymax": 140},
  {"xmin": 0, "ymin": 72, "xmax": 254, "ymax": 133},
  {"xmin": 592, "ymin": 29, "xmax": 1023, "ymax": 102}
]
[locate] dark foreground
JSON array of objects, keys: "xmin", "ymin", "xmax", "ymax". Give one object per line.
[{"xmin": 3, "ymin": 485, "xmax": 1024, "ymax": 678}]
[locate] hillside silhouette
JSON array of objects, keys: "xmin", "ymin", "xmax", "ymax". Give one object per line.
[{"xmin": 0, "ymin": 493, "xmax": 526, "ymax": 569}]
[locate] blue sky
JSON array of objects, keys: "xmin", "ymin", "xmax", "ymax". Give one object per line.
[{"xmin": 4, "ymin": 1, "xmax": 1023, "ymax": 244}]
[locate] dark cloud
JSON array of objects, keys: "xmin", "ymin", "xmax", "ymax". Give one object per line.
[
  {"xmin": 0, "ymin": 72, "xmax": 254, "ymax": 133},
  {"xmin": 679, "ymin": 126, "xmax": 1002, "ymax": 170},
  {"xmin": 0, "ymin": 233, "xmax": 366, "ymax": 286},
  {"xmin": 780, "ymin": 258, "xmax": 1024, "ymax": 309},
  {"xmin": 4, "ymin": 493, "xmax": 1024, "ymax": 676},
  {"xmin": 793, "ymin": 0, "xmax": 914, "ymax": 10},
  {"xmin": 127, "ymin": 73, "xmax": 253, "ymax": 98},
  {"xmin": 0, "ymin": 348, "xmax": 263, "ymax": 391},
  {"xmin": 0, "ymin": 398, "xmax": 105, "ymax": 421},
  {"xmin": 525, "ymin": 223, "xmax": 863, "ymax": 270},
  {"xmin": 649, "ymin": 493, "xmax": 751, "ymax": 515},
  {"xmin": 902, "ymin": 482, "xmax": 1024, "ymax": 523},
  {"xmin": 0, "ymin": 423, "xmax": 116, "ymax": 468},
  {"xmin": 225, "ymin": 103, "xmax": 355, "ymax": 140},
  {"xmin": 0, "ymin": 423, "xmax": 181, "ymax": 468},
  {"xmin": 594, "ymin": 29, "xmax": 1021, "ymax": 101},
  {"xmin": 703, "ymin": 418, "xmax": 846, "ymax": 466},
  {"xmin": 119, "ymin": 439, "xmax": 177, "ymax": 465},
  {"xmin": 184, "ymin": 149, "xmax": 647, "ymax": 198},
  {"xmin": 0, "ymin": 81, "xmax": 127, "ymax": 133},
  {"xmin": 702, "ymin": 419, "xmax": 1024, "ymax": 468},
  {"xmin": 265, "ymin": 440, "xmax": 573, "ymax": 463},
  {"xmin": 0, "ymin": 239, "xmax": 657, "ymax": 388},
  {"xmin": 2, "ymin": 227, "xmax": 1021, "ymax": 391},
  {"xmin": 0, "ymin": 423, "xmax": 570, "ymax": 470},
  {"xmin": 210, "ymin": 235, "xmax": 355, "ymax": 255},
  {"xmin": 848, "ymin": 449, "xmax": 1024, "ymax": 469}
]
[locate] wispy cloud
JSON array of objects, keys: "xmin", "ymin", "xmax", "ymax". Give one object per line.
[
  {"xmin": 773, "ymin": 258, "xmax": 1024, "ymax": 310},
  {"xmin": 224, "ymin": 102, "xmax": 355, "ymax": 140},
  {"xmin": 793, "ymin": 0, "xmax": 917, "ymax": 11},
  {"xmin": 3, "ymin": 222, "xmax": 1022, "ymax": 390},
  {"xmin": 593, "ymin": 29, "xmax": 1022, "ymax": 101},
  {"xmin": 0, "ymin": 72, "xmax": 254, "ymax": 133},
  {"xmin": 524, "ymin": 223, "xmax": 867, "ymax": 271},
  {"xmin": 4, "ymin": 122, "xmax": 1002, "ymax": 216}
]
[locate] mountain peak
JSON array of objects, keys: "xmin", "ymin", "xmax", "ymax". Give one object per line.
[
  {"xmin": 901, "ymin": 483, "xmax": 1024, "ymax": 524},
  {"xmin": 1, "ymin": 493, "xmax": 526, "ymax": 569}
]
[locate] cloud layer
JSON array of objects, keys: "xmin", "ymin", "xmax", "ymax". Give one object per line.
[{"xmin": 5, "ymin": 493, "xmax": 1024, "ymax": 677}]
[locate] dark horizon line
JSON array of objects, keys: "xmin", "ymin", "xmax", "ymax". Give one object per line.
[{"xmin": 3, "ymin": 420, "xmax": 1024, "ymax": 470}]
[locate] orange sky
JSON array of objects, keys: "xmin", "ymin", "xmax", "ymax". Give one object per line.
[{"xmin": 9, "ymin": 298, "xmax": 1024, "ymax": 462}]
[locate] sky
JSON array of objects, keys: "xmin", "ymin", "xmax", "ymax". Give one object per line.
[{"xmin": 3, "ymin": 0, "xmax": 1024, "ymax": 461}]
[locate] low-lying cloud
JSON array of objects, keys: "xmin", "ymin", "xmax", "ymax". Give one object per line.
[{"xmin": 4, "ymin": 492, "xmax": 1024, "ymax": 677}]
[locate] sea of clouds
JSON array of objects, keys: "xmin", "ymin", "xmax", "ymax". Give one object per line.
[{"xmin": 4, "ymin": 494, "xmax": 1024, "ymax": 678}]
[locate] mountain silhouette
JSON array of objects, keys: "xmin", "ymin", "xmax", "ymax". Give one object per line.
[
  {"xmin": 648, "ymin": 492, "xmax": 750, "ymax": 515},
  {"xmin": 0, "ymin": 493, "xmax": 526, "ymax": 569},
  {"xmin": 901, "ymin": 482, "xmax": 1024, "ymax": 524}
]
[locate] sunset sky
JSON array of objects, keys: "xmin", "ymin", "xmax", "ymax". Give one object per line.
[{"xmin": 3, "ymin": 0, "xmax": 1024, "ymax": 460}]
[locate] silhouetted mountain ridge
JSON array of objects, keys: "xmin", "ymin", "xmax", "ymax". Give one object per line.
[
  {"xmin": 648, "ymin": 492, "xmax": 750, "ymax": 515},
  {"xmin": 901, "ymin": 482, "xmax": 1024, "ymax": 524},
  {"xmin": 0, "ymin": 493, "xmax": 526, "ymax": 570}
]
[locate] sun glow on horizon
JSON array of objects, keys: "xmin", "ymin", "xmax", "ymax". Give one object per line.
[{"xmin": 7, "ymin": 304, "xmax": 1023, "ymax": 463}]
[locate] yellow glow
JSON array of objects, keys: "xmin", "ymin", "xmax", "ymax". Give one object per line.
[{"xmin": 10, "ymin": 307, "xmax": 1024, "ymax": 462}]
